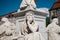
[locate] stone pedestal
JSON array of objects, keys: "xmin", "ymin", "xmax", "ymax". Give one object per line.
[
  {"xmin": 6, "ymin": 9, "xmax": 48, "ymax": 40},
  {"xmin": 11, "ymin": 9, "xmax": 48, "ymax": 40}
]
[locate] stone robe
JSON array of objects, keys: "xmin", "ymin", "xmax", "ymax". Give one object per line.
[
  {"xmin": 0, "ymin": 19, "xmax": 16, "ymax": 40},
  {"xmin": 21, "ymin": 22, "xmax": 45, "ymax": 40},
  {"xmin": 47, "ymin": 22, "xmax": 60, "ymax": 40},
  {"xmin": 20, "ymin": 0, "xmax": 36, "ymax": 10}
]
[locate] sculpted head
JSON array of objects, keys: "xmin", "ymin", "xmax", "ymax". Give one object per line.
[
  {"xmin": 1, "ymin": 17, "xmax": 9, "ymax": 22},
  {"xmin": 52, "ymin": 18, "xmax": 58, "ymax": 24},
  {"xmin": 25, "ymin": 11, "xmax": 34, "ymax": 22}
]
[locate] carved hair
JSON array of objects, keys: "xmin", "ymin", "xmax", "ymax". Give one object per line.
[{"xmin": 25, "ymin": 11, "xmax": 35, "ymax": 24}]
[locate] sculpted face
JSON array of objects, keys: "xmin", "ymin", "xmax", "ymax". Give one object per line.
[{"xmin": 26, "ymin": 13, "xmax": 33, "ymax": 22}]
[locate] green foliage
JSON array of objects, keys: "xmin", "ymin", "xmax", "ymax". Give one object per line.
[{"xmin": 46, "ymin": 17, "xmax": 50, "ymax": 27}]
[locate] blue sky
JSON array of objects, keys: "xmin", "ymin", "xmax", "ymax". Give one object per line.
[{"xmin": 0, "ymin": 0, "xmax": 56, "ymax": 16}]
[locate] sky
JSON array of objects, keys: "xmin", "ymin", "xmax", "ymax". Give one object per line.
[{"xmin": 0, "ymin": 0, "xmax": 56, "ymax": 16}]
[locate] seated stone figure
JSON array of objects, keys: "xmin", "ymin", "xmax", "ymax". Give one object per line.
[
  {"xmin": 0, "ymin": 17, "xmax": 16, "ymax": 40},
  {"xmin": 47, "ymin": 18, "xmax": 60, "ymax": 40},
  {"xmin": 20, "ymin": 0, "xmax": 36, "ymax": 10},
  {"xmin": 21, "ymin": 12, "xmax": 45, "ymax": 40}
]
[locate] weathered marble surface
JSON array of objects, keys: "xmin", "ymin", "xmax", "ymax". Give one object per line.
[
  {"xmin": 47, "ymin": 18, "xmax": 60, "ymax": 40},
  {"xmin": 0, "ymin": 10, "xmax": 48, "ymax": 40},
  {"xmin": 21, "ymin": 12, "xmax": 45, "ymax": 40},
  {"xmin": 24, "ymin": 32, "xmax": 45, "ymax": 40},
  {"xmin": 20, "ymin": 0, "xmax": 36, "ymax": 10},
  {"xmin": 0, "ymin": 17, "xmax": 16, "ymax": 40}
]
